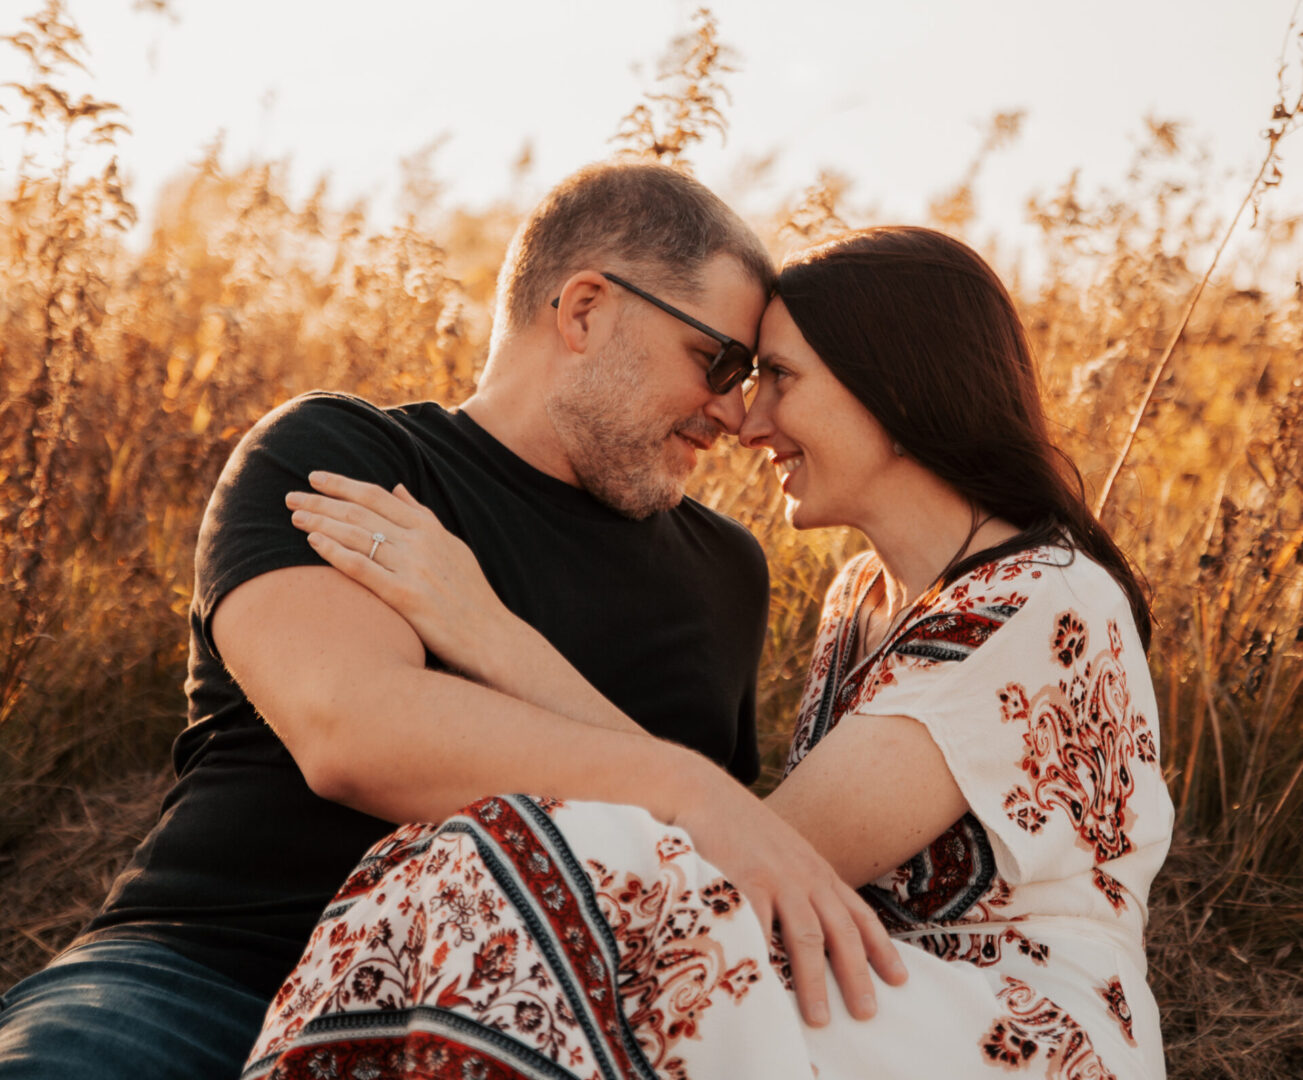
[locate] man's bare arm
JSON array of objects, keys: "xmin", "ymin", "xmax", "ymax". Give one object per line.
[
  {"xmin": 211, "ymin": 563, "xmax": 905, "ymax": 1025},
  {"xmin": 212, "ymin": 565, "xmax": 666, "ymax": 823}
]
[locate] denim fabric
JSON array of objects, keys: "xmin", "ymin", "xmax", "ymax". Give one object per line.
[{"xmin": 0, "ymin": 938, "xmax": 269, "ymax": 1079}]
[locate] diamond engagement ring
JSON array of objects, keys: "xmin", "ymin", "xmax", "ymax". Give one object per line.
[{"xmin": 367, "ymin": 532, "xmax": 387, "ymax": 561}]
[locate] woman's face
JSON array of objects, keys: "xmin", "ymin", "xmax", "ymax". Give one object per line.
[{"xmin": 740, "ymin": 298, "xmax": 901, "ymax": 532}]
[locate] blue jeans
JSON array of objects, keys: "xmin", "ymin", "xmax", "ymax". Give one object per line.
[{"xmin": 0, "ymin": 938, "xmax": 270, "ymax": 1079}]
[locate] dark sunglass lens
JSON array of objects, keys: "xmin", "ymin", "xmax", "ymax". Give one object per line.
[{"xmin": 708, "ymin": 344, "xmax": 755, "ymax": 394}]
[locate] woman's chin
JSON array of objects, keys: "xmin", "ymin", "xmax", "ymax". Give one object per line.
[
  {"xmin": 783, "ymin": 496, "xmax": 817, "ymax": 531},
  {"xmin": 784, "ymin": 496, "xmax": 852, "ymax": 533}
]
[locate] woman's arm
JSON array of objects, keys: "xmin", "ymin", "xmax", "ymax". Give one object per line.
[
  {"xmin": 288, "ymin": 471, "xmax": 644, "ymax": 734},
  {"xmin": 764, "ymin": 714, "xmax": 969, "ymax": 889}
]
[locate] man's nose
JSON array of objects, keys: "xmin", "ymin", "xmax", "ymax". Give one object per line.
[{"xmin": 704, "ymin": 383, "xmax": 748, "ymax": 436}]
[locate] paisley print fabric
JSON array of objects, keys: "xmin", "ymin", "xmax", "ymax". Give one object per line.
[
  {"xmin": 245, "ymin": 546, "xmax": 1171, "ymax": 1078},
  {"xmin": 243, "ymin": 796, "xmax": 810, "ymax": 1080},
  {"xmin": 784, "ymin": 544, "xmax": 1172, "ymax": 1077}
]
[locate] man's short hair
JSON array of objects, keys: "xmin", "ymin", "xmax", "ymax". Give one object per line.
[{"xmin": 496, "ymin": 160, "xmax": 775, "ymax": 333}]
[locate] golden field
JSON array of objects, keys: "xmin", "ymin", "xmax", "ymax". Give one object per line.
[{"xmin": 2, "ymin": 6, "xmax": 1301, "ymax": 1076}]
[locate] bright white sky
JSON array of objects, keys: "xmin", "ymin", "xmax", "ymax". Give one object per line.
[{"xmin": 4, "ymin": 0, "xmax": 1302, "ymax": 262}]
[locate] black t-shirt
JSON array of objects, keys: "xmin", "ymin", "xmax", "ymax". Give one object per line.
[{"xmin": 76, "ymin": 392, "xmax": 769, "ymax": 999}]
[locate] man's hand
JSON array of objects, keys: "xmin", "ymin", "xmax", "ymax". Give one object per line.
[{"xmin": 670, "ymin": 755, "xmax": 908, "ymax": 1027}]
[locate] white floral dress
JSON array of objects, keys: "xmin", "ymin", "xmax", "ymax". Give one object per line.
[
  {"xmin": 243, "ymin": 545, "xmax": 1172, "ymax": 1080},
  {"xmin": 782, "ymin": 544, "xmax": 1173, "ymax": 1079}
]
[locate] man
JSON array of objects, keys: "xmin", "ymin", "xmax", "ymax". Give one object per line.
[{"xmin": 0, "ymin": 161, "xmax": 894, "ymax": 1080}]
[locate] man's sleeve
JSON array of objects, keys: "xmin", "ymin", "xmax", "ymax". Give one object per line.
[{"xmin": 193, "ymin": 392, "xmax": 425, "ymax": 661}]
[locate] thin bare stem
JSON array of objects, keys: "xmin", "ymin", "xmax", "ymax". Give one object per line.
[
  {"xmin": 1095, "ymin": 2, "xmax": 1303, "ymax": 516},
  {"xmin": 1095, "ymin": 156, "xmax": 1280, "ymax": 516}
]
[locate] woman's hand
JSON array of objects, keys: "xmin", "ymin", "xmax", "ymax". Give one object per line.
[
  {"xmin": 670, "ymin": 754, "xmax": 908, "ymax": 1028},
  {"xmin": 286, "ymin": 472, "xmax": 647, "ymax": 736},
  {"xmin": 285, "ymin": 471, "xmax": 510, "ymax": 683}
]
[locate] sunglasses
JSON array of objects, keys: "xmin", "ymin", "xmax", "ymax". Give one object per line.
[{"xmin": 551, "ymin": 271, "xmax": 755, "ymax": 395}]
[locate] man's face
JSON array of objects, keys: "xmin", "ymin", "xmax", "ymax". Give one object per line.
[{"xmin": 546, "ymin": 255, "xmax": 767, "ymax": 519}]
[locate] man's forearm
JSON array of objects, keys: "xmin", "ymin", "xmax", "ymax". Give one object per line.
[
  {"xmin": 213, "ymin": 566, "xmax": 907, "ymax": 1027},
  {"xmin": 297, "ymin": 657, "xmax": 702, "ymax": 825},
  {"xmin": 213, "ymin": 565, "xmax": 705, "ymax": 827}
]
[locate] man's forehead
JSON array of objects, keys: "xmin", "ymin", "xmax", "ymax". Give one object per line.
[{"xmin": 689, "ymin": 256, "xmax": 768, "ymax": 344}]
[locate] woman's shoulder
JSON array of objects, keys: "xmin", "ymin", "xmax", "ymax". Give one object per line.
[{"xmin": 948, "ymin": 542, "xmax": 1136, "ymax": 633}]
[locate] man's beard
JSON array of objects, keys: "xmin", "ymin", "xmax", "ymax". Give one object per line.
[{"xmin": 545, "ymin": 331, "xmax": 700, "ymax": 520}]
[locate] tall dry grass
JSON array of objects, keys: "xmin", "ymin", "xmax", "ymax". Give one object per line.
[{"xmin": 1, "ymin": 5, "xmax": 1301, "ymax": 1076}]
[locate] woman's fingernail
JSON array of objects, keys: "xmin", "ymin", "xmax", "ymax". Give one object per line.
[
  {"xmin": 285, "ymin": 492, "xmax": 303, "ymax": 507},
  {"xmin": 809, "ymin": 1002, "xmax": 829, "ymax": 1026},
  {"xmin": 858, "ymin": 994, "xmax": 876, "ymax": 1017},
  {"xmin": 291, "ymin": 510, "xmax": 307, "ymax": 525},
  {"xmin": 306, "ymin": 533, "xmax": 322, "ymax": 547}
]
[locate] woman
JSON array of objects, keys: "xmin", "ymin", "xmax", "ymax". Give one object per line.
[{"xmin": 246, "ymin": 228, "xmax": 1172, "ymax": 1079}]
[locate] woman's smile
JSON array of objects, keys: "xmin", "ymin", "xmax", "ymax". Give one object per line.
[{"xmin": 772, "ymin": 452, "xmax": 804, "ymax": 487}]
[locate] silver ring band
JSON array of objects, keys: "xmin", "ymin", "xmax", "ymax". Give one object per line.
[{"xmin": 367, "ymin": 532, "xmax": 386, "ymax": 561}]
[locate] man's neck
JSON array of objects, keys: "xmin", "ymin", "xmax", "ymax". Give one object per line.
[{"xmin": 458, "ymin": 386, "xmax": 581, "ymax": 487}]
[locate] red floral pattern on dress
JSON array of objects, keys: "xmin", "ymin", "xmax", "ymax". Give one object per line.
[
  {"xmin": 919, "ymin": 926, "xmax": 1051, "ymax": 969},
  {"xmin": 766, "ymin": 929, "xmax": 794, "ymax": 994},
  {"xmin": 1091, "ymin": 869, "xmax": 1127, "ymax": 913},
  {"xmin": 865, "ymin": 813, "xmax": 1003, "ymax": 931},
  {"xmin": 1051, "ymin": 611, "xmax": 1089, "ymax": 667},
  {"xmin": 586, "ymin": 845, "xmax": 759, "ymax": 1072},
  {"xmin": 252, "ymin": 811, "xmax": 612, "ymax": 1076},
  {"xmin": 1000, "ymin": 617, "xmax": 1157, "ymax": 908},
  {"xmin": 786, "ymin": 556, "xmax": 880, "ymax": 761},
  {"xmin": 1095, "ymin": 977, "xmax": 1137, "ymax": 1046},
  {"xmin": 244, "ymin": 796, "xmax": 764, "ymax": 1080},
  {"xmin": 265, "ymin": 1032, "xmax": 566, "ymax": 1080},
  {"xmin": 981, "ymin": 978, "xmax": 1118, "ymax": 1078},
  {"xmin": 909, "ymin": 881, "xmax": 1050, "ymax": 968},
  {"xmin": 787, "ymin": 549, "xmax": 1038, "ymax": 775}
]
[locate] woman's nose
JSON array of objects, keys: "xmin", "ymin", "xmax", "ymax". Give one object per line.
[{"xmin": 737, "ymin": 394, "xmax": 773, "ymax": 449}]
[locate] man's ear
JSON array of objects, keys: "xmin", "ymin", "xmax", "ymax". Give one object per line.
[{"xmin": 552, "ymin": 271, "xmax": 616, "ymax": 355}]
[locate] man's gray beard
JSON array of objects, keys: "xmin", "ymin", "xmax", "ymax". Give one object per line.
[{"xmin": 544, "ymin": 340, "xmax": 684, "ymax": 521}]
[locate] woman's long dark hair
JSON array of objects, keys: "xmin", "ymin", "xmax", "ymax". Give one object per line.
[{"xmin": 778, "ymin": 227, "xmax": 1153, "ymax": 649}]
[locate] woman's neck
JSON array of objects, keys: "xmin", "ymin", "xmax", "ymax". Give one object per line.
[{"xmin": 854, "ymin": 469, "xmax": 1018, "ymax": 620}]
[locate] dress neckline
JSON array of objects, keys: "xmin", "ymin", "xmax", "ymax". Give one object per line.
[
  {"xmin": 839, "ymin": 566, "xmax": 914, "ymax": 693},
  {"xmin": 837, "ymin": 561, "xmax": 943, "ymax": 693}
]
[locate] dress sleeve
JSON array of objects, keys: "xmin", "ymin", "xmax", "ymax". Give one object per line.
[
  {"xmin": 854, "ymin": 552, "xmax": 1168, "ymax": 890},
  {"xmin": 192, "ymin": 392, "xmax": 426, "ymax": 659}
]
